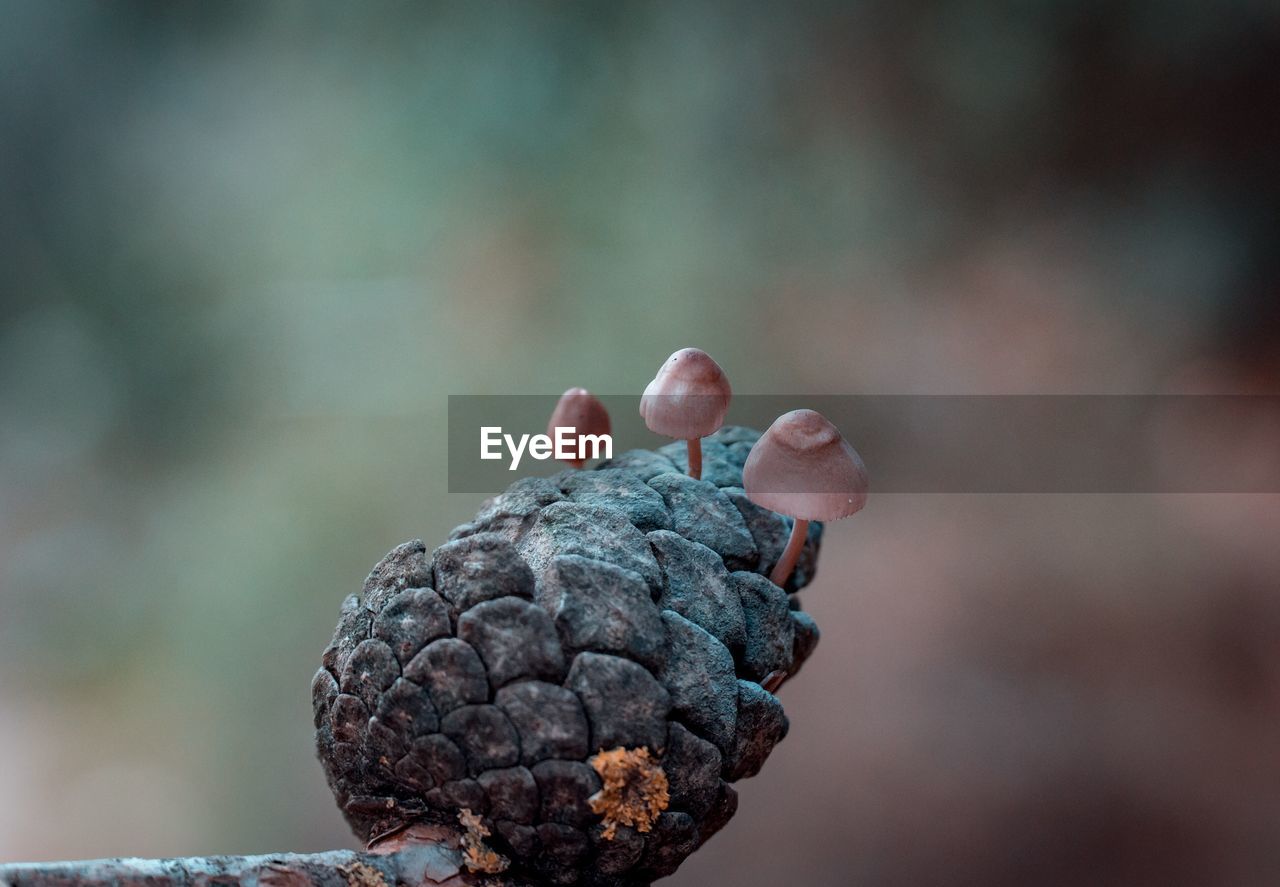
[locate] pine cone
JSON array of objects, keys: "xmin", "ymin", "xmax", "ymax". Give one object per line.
[{"xmin": 313, "ymin": 427, "xmax": 823, "ymax": 885}]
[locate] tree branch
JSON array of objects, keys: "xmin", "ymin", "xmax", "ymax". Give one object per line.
[{"xmin": 0, "ymin": 828, "xmax": 538, "ymax": 887}]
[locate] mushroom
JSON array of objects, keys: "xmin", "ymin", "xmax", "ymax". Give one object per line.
[
  {"xmin": 547, "ymin": 387, "xmax": 611, "ymax": 468},
  {"xmin": 639, "ymin": 348, "xmax": 732, "ymax": 480},
  {"xmin": 743, "ymin": 409, "xmax": 868, "ymax": 587}
]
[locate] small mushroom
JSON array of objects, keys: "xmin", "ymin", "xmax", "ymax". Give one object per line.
[
  {"xmin": 547, "ymin": 388, "xmax": 611, "ymax": 468},
  {"xmin": 639, "ymin": 348, "xmax": 732, "ymax": 480},
  {"xmin": 743, "ymin": 409, "xmax": 868, "ymax": 587}
]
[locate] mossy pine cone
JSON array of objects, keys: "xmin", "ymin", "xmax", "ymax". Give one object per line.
[{"xmin": 313, "ymin": 427, "xmax": 823, "ymax": 885}]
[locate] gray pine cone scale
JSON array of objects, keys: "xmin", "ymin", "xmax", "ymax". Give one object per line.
[{"xmin": 314, "ymin": 427, "xmax": 823, "ymax": 885}]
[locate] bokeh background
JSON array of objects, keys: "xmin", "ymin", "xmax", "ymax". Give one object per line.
[{"xmin": 3, "ymin": 2, "xmax": 1279, "ymax": 885}]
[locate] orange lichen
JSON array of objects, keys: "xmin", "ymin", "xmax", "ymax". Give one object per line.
[
  {"xmin": 588, "ymin": 746, "xmax": 670, "ymax": 840},
  {"xmin": 457, "ymin": 808, "xmax": 509, "ymax": 875},
  {"xmin": 338, "ymin": 860, "xmax": 388, "ymax": 887}
]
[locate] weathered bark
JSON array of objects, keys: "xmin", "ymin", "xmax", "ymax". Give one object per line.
[{"xmin": 0, "ymin": 828, "xmax": 536, "ymax": 887}]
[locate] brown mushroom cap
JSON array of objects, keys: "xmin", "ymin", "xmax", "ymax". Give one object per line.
[
  {"xmin": 547, "ymin": 388, "xmax": 611, "ymax": 453},
  {"xmin": 743, "ymin": 409, "xmax": 868, "ymax": 520},
  {"xmin": 639, "ymin": 348, "xmax": 732, "ymax": 439}
]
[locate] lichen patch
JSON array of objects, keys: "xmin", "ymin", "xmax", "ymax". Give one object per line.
[
  {"xmin": 588, "ymin": 746, "xmax": 670, "ymax": 840},
  {"xmin": 338, "ymin": 860, "xmax": 388, "ymax": 887},
  {"xmin": 457, "ymin": 808, "xmax": 509, "ymax": 875}
]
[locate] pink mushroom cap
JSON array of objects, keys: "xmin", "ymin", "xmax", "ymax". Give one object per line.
[
  {"xmin": 548, "ymin": 388, "xmax": 610, "ymax": 437},
  {"xmin": 639, "ymin": 348, "xmax": 732, "ymax": 439},
  {"xmin": 548, "ymin": 388, "xmax": 611, "ymax": 465},
  {"xmin": 743, "ymin": 409, "xmax": 868, "ymax": 521}
]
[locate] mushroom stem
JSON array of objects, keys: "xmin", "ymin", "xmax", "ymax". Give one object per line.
[
  {"xmin": 769, "ymin": 517, "xmax": 809, "ymax": 587},
  {"xmin": 686, "ymin": 437, "xmax": 703, "ymax": 480},
  {"xmin": 761, "ymin": 669, "xmax": 787, "ymax": 694}
]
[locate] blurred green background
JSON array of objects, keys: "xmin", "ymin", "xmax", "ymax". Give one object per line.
[{"xmin": 3, "ymin": 2, "xmax": 1279, "ymax": 885}]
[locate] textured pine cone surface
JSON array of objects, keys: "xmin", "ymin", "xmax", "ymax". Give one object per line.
[{"xmin": 313, "ymin": 427, "xmax": 824, "ymax": 886}]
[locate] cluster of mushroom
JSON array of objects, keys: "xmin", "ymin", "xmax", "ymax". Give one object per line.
[{"xmin": 548, "ymin": 348, "xmax": 868, "ymax": 587}]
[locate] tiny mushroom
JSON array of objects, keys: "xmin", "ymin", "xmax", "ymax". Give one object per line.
[
  {"xmin": 743, "ymin": 409, "xmax": 868, "ymax": 587},
  {"xmin": 639, "ymin": 348, "xmax": 732, "ymax": 481},
  {"xmin": 547, "ymin": 387, "xmax": 611, "ymax": 468}
]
